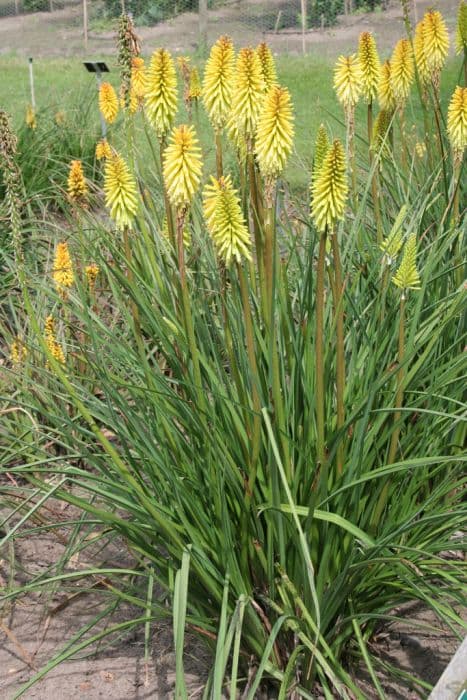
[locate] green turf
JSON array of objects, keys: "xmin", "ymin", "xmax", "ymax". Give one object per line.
[{"xmin": 0, "ymin": 54, "xmax": 462, "ymax": 189}]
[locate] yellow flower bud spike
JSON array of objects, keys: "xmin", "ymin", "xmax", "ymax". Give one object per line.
[
  {"xmin": 99, "ymin": 82, "xmax": 119, "ymax": 124},
  {"xmin": 131, "ymin": 57, "xmax": 147, "ymax": 102},
  {"xmin": 255, "ymin": 85, "xmax": 294, "ymax": 184},
  {"xmin": 378, "ymin": 60, "xmax": 396, "ymax": 112},
  {"xmin": 390, "ymin": 39, "xmax": 414, "ymax": 107},
  {"xmin": 67, "ymin": 160, "xmax": 88, "ymax": 204},
  {"xmin": 96, "ymin": 138, "xmax": 113, "ymax": 161},
  {"xmin": 311, "ymin": 139, "xmax": 348, "ymax": 234},
  {"xmin": 358, "ymin": 32, "xmax": 381, "ymax": 105},
  {"xmin": 202, "ymin": 36, "xmax": 235, "ymax": 132},
  {"xmin": 447, "ymin": 86, "xmax": 467, "ymax": 160},
  {"xmin": 456, "ymin": 1, "xmax": 467, "ymax": 55},
  {"xmin": 53, "ymin": 241, "xmax": 74, "ymax": 299},
  {"xmin": 45, "ymin": 315, "xmax": 65, "ymax": 365},
  {"xmin": 392, "ymin": 234, "xmax": 421, "ymax": 294},
  {"xmin": 85, "ymin": 263, "xmax": 100, "ymax": 293},
  {"xmin": 231, "ymin": 47, "xmax": 264, "ymax": 146},
  {"xmin": 163, "ymin": 124, "xmax": 202, "ymax": 210},
  {"xmin": 256, "ymin": 42, "xmax": 278, "ymax": 92},
  {"xmin": 10, "ymin": 338, "xmax": 27, "ymax": 366},
  {"xmin": 312, "ymin": 124, "xmax": 330, "ymax": 183},
  {"xmin": 26, "ymin": 104, "xmax": 36, "ymax": 130},
  {"xmin": 203, "ymin": 175, "xmax": 251, "ymax": 265},
  {"xmin": 380, "ymin": 204, "xmax": 407, "ymax": 264},
  {"xmin": 104, "ymin": 152, "xmax": 138, "ymax": 230},
  {"xmin": 423, "ymin": 10, "xmax": 449, "ymax": 81},
  {"xmin": 145, "ymin": 48, "xmax": 178, "ymax": 140}
]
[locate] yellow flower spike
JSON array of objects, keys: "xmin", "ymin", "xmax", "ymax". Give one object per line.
[
  {"xmin": 333, "ymin": 54, "xmax": 362, "ymax": 112},
  {"xmin": 313, "ymin": 124, "xmax": 330, "ymax": 181},
  {"xmin": 85, "ymin": 263, "xmax": 99, "ymax": 292},
  {"xmin": 96, "ymin": 138, "xmax": 113, "ymax": 161},
  {"xmin": 380, "ymin": 204, "xmax": 407, "ymax": 264},
  {"xmin": 131, "ymin": 57, "xmax": 147, "ymax": 101},
  {"xmin": 447, "ymin": 86, "xmax": 467, "ymax": 159},
  {"xmin": 202, "ymin": 35, "xmax": 235, "ymax": 132},
  {"xmin": 10, "ymin": 338, "xmax": 27, "ymax": 366},
  {"xmin": 104, "ymin": 152, "xmax": 138, "ymax": 230},
  {"xmin": 372, "ymin": 109, "xmax": 392, "ymax": 153},
  {"xmin": 358, "ymin": 32, "xmax": 381, "ymax": 104},
  {"xmin": 392, "ymin": 234, "xmax": 421, "ymax": 293},
  {"xmin": 163, "ymin": 124, "xmax": 202, "ymax": 209},
  {"xmin": 390, "ymin": 39, "xmax": 414, "ymax": 105},
  {"xmin": 53, "ymin": 241, "xmax": 74, "ymax": 297},
  {"xmin": 415, "ymin": 141, "xmax": 426, "ymax": 158},
  {"xmin": 55, "ymin": 111, "xmax": 66, "ymax": 126},
  {"xmin": 256, "ymin": 42, "xmax": 278, "ymax": 92},
  {"xmin": 44, "ymin": 315, "xmax": 65, "ymax": 365},
  {"xmin": 255, "ymin": 85, "xmax": 294, "ymax": 181},
  {"xmin": 26, "ymin": 104, "xmax": 36, "ymax": 130},
  {"xmin": 203, "ymin": 175, "xmax": 251, "ymax": 265},
  {"xmin": 423, "ymin": 10, "xmax": 449, "ymax": 75},
  {"xmin": 145, "ymin": 48, "xmax": 178, "ymax": 140},
  {"xmin": 231, "ymin": 47, "xmax": 264, "ymax": 142},
  {"xmin": 414, "ymin": 19, "xmax": 430, "ymax": 86},
  {"xmin": 67, "ymin": 160, "xmax": 88, "ymax": 203},
  {"xmin": 456, "ymin": 1, "xmax": 467, "ymax": 54},
  {"xmin": 378, "ymin": 60, "xmax": 396, "ymax": 112},
  {"xmin": 99, "ymin": 82, "xmax": 119, "ymax": 124},
  {"xmin": 311, "ymin": 139, "xmax": 348, "ymax": 233},
  {"xmin": 189, "ymin": 68, "xmax": 202, "ymax": 100}
]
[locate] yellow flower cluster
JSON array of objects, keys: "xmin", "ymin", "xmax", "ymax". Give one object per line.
[
  {"xmin": 67, "ymin": 160, "xmax": 88, "ymax": 203},
  {"xmin": 189, "ymin": 68, "xmax": 202, "ymax": 100},
  {"xmin": 145, "ymin": 48, "xmax": 178, "ymax": 139},
  {"xmin": 256, "ymin": 42, "xmax": 278, "ymax": 91},
  {"xmin": 447, "ymin": 86, "xmax": 467, "ymax": 158},
  {"xmin": 96, "ymin": 138, "xmax": 113, "ymax": 161},
  {"xmin": 457, "ymin": 1, "xmax": 467, "ymax": 55},
  {"xmin": 423, "ymin": 10, "xmax": 449, "ymax": 75},
  {"xmin": 53, "ymin": 241, "xmax": 74, "ymax": 297},
  {"xmin": 311, "ymin": 139, "xmax": 348, "ymax": 233},
  {"xmin": 392, "ymin": 234, "xmax": 421, "ymax": 293},
  {"xmin": 334, "ymin": 54, "xmax": 362, "ymax": 112},
  {"xmin": 85, "ymin": 263, "xmax": 100, "ymax": 292},
  {"xmin": 104, "ymin": 153, "xmax": 138, "ymax": 229},
  {"xmin": 26, "ymin": 104, "xmax": 36, "ymax": 130},
  {"xmin": 163, "ymin": 125, "xmax": 202, "ymax": 208},
  {"xmin": 231, "ymin": 47, "xmax": 264, "ymax": 141},
  {"xmin": 99, "ymin": 82, "xmax": 119, "ymax": 124},
  {"xmin": 358, "ymin": 32, "xmax": 381, "ymax": 104},
  {"xmin": 202, "ymin": 35, "xmax": 235, "ymax": 132},
  {"xmin": 10, "ymin": 338, "xmax": 27, "ymax": 366},
  {"xmin": 390, "ymin": 39, "xmax": 414, "ymax": 105},
  {"xmin": 131, "ymin": 57, "xmax": 147, "ymax": 101},
  {"xmin": 378, "ymin": 60, "xmax": 396, "ymax": 112},
  {"xmin": 203, "ymin": 175, "xmax": 251, "ymax": 265},
  {"xmin": 255, "ymin": 85, "xmax": 294, "ymax": 181},
  {"xmin": 45, "ymin": 316, "xmax": 65, "ymax": 364}
]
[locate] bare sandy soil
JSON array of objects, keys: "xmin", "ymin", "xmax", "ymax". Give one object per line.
[{"xmin": 0, "ymin": 0, "xmax": 460, "ymax": 59}]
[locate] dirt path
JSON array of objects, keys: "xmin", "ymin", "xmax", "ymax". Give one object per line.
[{"xmin": 0, "ymin": 0, "xmax": 460, "ymax": 59}]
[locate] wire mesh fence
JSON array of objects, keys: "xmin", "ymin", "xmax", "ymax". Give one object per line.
[{"xmin": 0, "ymin": 0, "xmax": 390, "ymax": 57}]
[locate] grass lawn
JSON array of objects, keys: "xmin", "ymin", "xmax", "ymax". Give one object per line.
[{"xmin": 0, "ymin": 53, "xmax": 462, "ymax": 189}]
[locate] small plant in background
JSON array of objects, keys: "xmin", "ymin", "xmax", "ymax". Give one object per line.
[{"xmin": 1, "ymin": 7, "xmax": 466, "ymax": 700}]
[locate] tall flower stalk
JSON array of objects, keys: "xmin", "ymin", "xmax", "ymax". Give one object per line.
[
  {"xmin": 334, "ymin": 54, "xmax": 361, "ymax": 204},
  {"xmin": 203, "ymin": 35, "xmax": 235, "ymax": 178},
  {"xmin": 163, "ymin": 125, "xmax": 204, "ymax": 411},
  {"xmin": 311, "ymin": 139, "xmax": 348, "ymax": 474}
]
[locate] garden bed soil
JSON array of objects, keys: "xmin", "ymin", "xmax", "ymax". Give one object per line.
[{"xmin": 1, "ymin": 519, "xmax": 465, "ymax": 699}]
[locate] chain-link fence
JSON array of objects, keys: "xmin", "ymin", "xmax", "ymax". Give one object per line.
[{"xmin": 0, "ymin": 0, "xmax": 389, "ymax": 57}]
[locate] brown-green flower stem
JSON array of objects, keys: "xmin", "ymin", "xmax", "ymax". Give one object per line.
[
  {"xmin": 238, "ymin": 263, "xmax": 262, "ymax": 480},
  {"xmin": 215, "ymin": 131, "xmax": 223, "ymax": 179},
  {"xmin": 123, "ymin": 225, "xmax": 141, "ymax": 343},
  {"xmin": 347, "ymin": 108, "xmax": 357, "ymax": 209},
  {"xmin": 315, "ymin": 228, "xmax": 327, "ymax": 469},
  {"xmin": 371, "ymin": 294, "xmax": 406, "ymax": 531},
  {"xmin": 248, "ymin": 151, "xmax": 267, "ymax": 320},
  {"xmin": 431, "ymin": 85, "xmax": 449, "ymax": 205},
  {"xmin": 452, "ymin": 158, "xmax": 462, "ymax": 226},
  {"xmin": 159, "ymin": 139, "xmax": 176, "ymax": 249},
  {"xmin": 263, "ymin": 181, "xmax": 275, "ymax": 328},
  {"xmin": 368, "ymin": 101, "xmax": 383, "ymax": 245},
  {"xmin": 176, "ymin": 206, "xmax": 206, "ymax": 414},
  {"xmin": 389, "ymin": 294, "xmax": 406, "ymax": 464},
  {"xmin": 331, "ymin": 232, "xmax": 346, "ymax": 477},
  {"xmin": 398, "ymin": 106, "xmax": 408, "ymax": 171}
]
